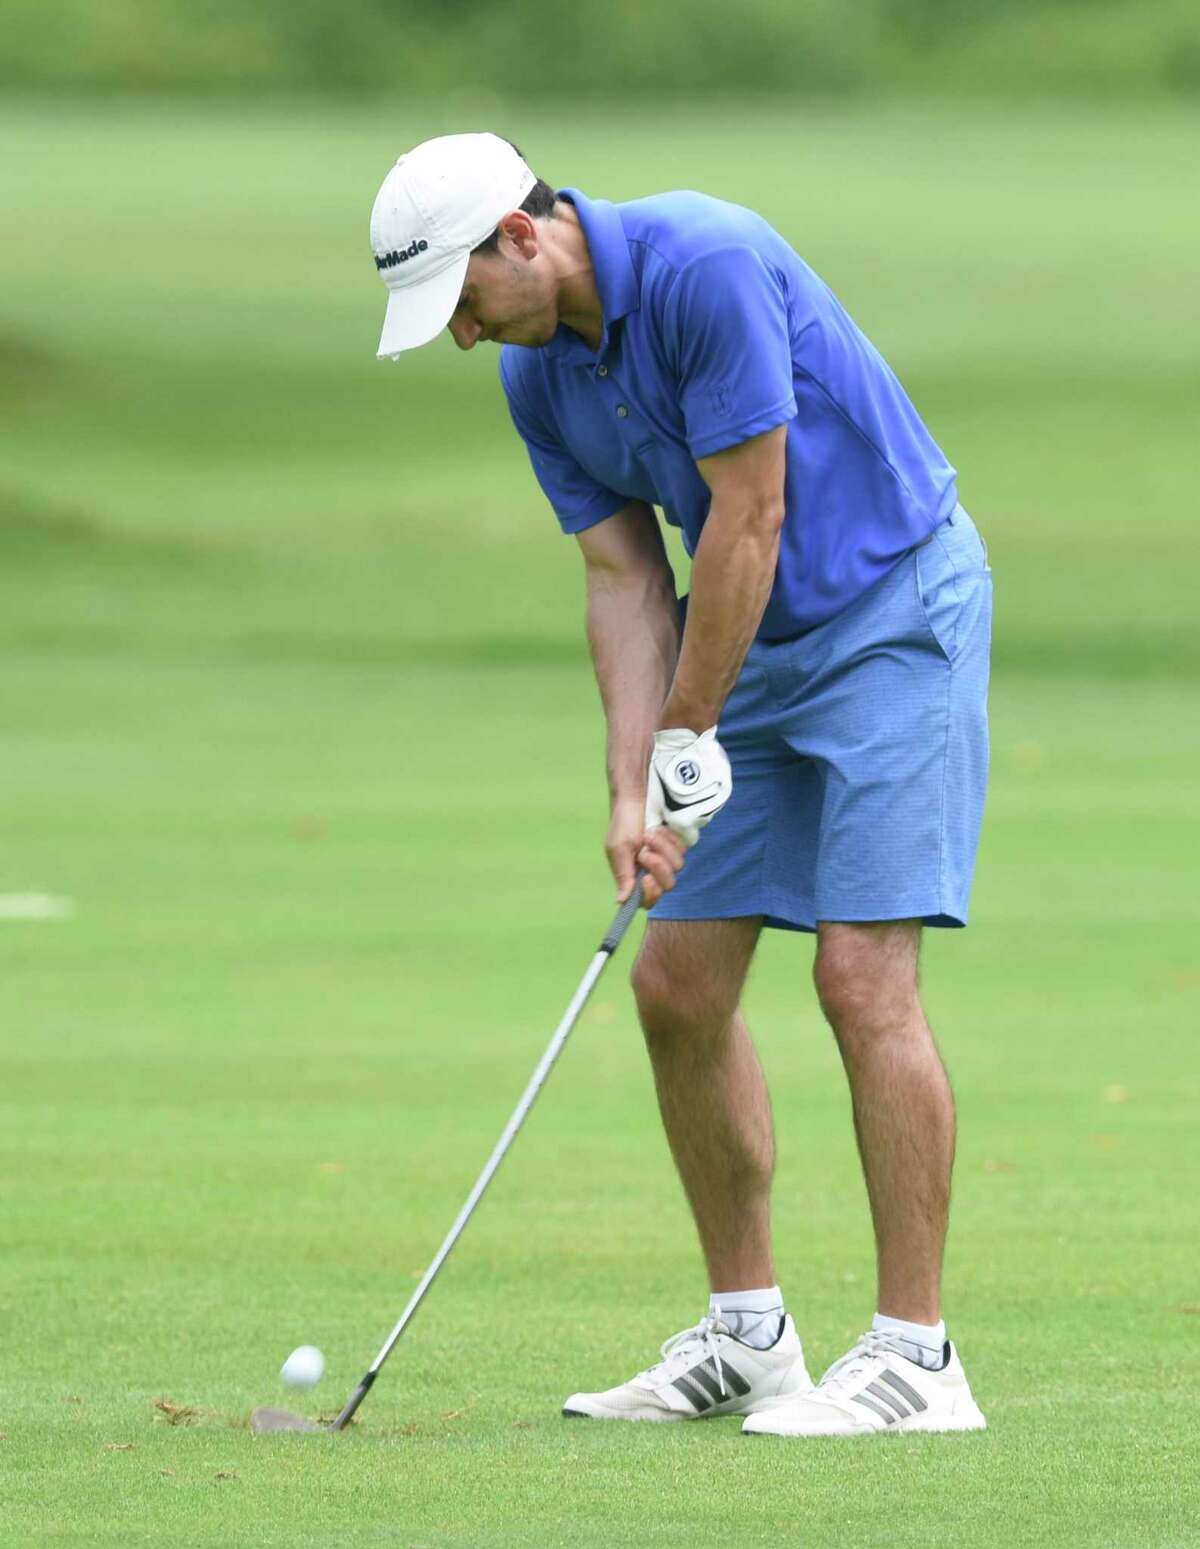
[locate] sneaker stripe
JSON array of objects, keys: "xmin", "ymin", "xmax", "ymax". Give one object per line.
[
  {"xmin": 717, "ymin": 1360, "xmax": 752, "ymax": 1398},
  {"xmin": 865, "ymin": 1379, "xmax": 910, "ymax": 1419},
  {"xmin": 878, "ymin": 1368, "xmax": 928, "ymax": 1413},
  {"xmin": 851, "ymin": 1391, "xmax": 898, "ymax": 1425},
  {"xmin": 671, "ymin": 1376, "xmax": 713, "ymax": 1412},
  {"xmin": 689, "ymin": 1364, "xmax": 727, "ymax": 1405}
]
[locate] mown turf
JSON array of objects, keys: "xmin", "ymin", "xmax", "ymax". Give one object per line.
[{"xmin": 1, "ymin": 96, "xmax": 1198, "ymax": 1547}]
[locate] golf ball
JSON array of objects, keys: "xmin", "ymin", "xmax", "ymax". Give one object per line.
[{"xmin": 280, "ymin": 1345, "xmax": 325, "ymax": 1388}]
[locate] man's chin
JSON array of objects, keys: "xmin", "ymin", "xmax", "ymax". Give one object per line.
[{"xmin": 493, "ymin": 323, "xmax": 556, "ymax": 349}]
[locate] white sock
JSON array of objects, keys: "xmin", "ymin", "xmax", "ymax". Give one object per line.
[
  {"xmin": 872, "ymin": 1311, "xmax": 947, "ymax": 1370},
  {"xmin": 709, "ymin": 1286, "xmax": 785, "ymax": 1349}
]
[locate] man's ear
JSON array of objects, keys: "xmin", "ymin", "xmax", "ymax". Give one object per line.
[{"xmin": 496, "ymin": 209, "xmax": 538, "ymax": 259}]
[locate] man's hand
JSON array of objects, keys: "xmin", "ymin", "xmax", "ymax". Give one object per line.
[
  {"xmin": 645, "ymin": 727, "xmax": 733, "ymax": 848},
  {"xmin": 606, "ymin": 796, "xmax": 687, "ymax": 907}
]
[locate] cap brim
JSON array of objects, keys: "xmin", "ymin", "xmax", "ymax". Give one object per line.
[{"xmin": 375, "ymin": 251, "xmax": 470, "ymax": 358}]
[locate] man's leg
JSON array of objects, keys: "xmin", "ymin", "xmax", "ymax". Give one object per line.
[
  {"xmin": 630, "ymin": 916, "xmax": 773, "ymax": 1292},
  {"xmin": 561, "ymin": 915, "xmax": 814, "ymax": 1421},
  {"xmin": 813, "ymin": 919, "xmax": 954, "ymax": 1324}
]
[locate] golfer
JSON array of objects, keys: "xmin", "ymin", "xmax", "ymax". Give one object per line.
[{"xmin": 369, "ymin": 134, "xmax": 992, "ymax": 1437}]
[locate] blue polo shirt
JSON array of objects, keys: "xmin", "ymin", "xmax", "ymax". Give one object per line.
[{"xmin": 499, "ymin": 188, "xmax": 958, "ymax": 641}]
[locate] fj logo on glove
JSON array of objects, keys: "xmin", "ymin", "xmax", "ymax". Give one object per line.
[{"xmin": 647, "ymin": 727, "xmax": 732, "ymax": 848}]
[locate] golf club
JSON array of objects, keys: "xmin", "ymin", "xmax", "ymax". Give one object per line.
[{"xmin": 252, "ymin": 871, "xmax": 646, "ymax": 1435}]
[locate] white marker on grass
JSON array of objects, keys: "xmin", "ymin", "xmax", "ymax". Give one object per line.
[{"xmin": 0, "ymin": 895, "xmax": 75, "ymax": 921}]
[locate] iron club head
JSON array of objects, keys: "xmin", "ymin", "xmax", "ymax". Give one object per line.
[{"xmin": 250, "ymin": 1407, "xmax": 323, "ymax": 1434}]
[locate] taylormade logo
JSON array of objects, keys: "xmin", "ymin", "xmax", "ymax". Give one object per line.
[{"xmin": 375, "ymin": 239, "xmax": 429, "ymax": 271}]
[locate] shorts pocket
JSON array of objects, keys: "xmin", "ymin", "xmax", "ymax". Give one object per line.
[{"xmin": 915, "ymin": 524, "xmax": 991, "ymax": 664}]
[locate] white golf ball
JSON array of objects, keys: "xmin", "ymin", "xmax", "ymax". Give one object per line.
[{"xmin": 280, "ymin": 1345, "xmax": 325, "ymax": 1388}]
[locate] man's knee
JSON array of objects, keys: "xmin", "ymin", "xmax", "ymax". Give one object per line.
[
  {"xmin": 631, "ymin": 949, "xmax": 726, "ymax": 1041},
  {"xmin": 630, "ymin": 953, "xmax": 676, "ymax": 1043},
  {"xmin": 813, "ymin": 921, "xmax": 922, "ymax": 1042},
  {"xmin": 630, "ymin": 921, "xmax": 756, "ymax": 1042}
]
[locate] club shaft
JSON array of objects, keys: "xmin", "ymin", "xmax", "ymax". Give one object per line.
[
  {"xmin": 372, "ymin": 949, "xmax": 610, "ymax": 1362},
  {"xmin": 329, "ymin": 875, "xmax": 645, "ymax": 1430}
]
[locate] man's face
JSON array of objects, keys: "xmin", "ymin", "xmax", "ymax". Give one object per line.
[{"xmin": 447, "ymin": 234, "xmax": 558, "ymax": 351}]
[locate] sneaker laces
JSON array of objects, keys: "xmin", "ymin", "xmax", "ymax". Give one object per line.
[
  {"xmin": 637, "ymin": 1312, "xmax": 732, "ymax": 1397},
  {"xmin": 817, "ymin": 1330, "xmax": 897, "ymax": 1395}
]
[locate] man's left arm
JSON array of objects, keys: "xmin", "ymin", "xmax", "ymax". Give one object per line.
[
  {"xmin": 643, "ymin": 244, "xmax": 796, "ymax": 849},
  {"xmin": 660, "ymin": 424, "xmax": 787, "ymax": 730}
]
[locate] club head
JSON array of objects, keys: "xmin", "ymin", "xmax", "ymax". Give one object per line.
[{"xmin": 250, "ymin": 1406, "xmax": 323, "ymax": 1434}]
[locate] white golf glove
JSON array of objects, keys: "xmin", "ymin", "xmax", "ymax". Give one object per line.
[{"xmin": 645, "ymin": 727, "xmax": 733, "ymax": 849}]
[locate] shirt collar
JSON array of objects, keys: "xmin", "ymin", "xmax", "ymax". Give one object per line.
[{"xmin": 541, "ymin": 188, "xmax": 639, "ymax": 361}]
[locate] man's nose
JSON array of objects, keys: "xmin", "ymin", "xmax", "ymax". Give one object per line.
[{"xmin": 448, "ymin": 315, "xmax": 481, "ymax": 351}]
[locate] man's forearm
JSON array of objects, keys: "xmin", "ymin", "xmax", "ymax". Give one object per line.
[
  {"xmin": 661, "ymin": 496, "xmax": 783, "ymax": 730},
  {"xmin": 586, "ymin": 568, "xmax": 682, "ymax": 803}
]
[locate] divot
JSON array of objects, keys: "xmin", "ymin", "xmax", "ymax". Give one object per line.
[{"xmin": 151, "ymin": 1397, "xmax": 200, "ymax": 1427}]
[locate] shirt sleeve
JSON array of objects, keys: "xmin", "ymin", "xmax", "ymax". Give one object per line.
[
  {"xmin": 499, "ymin": 352, "xmax": 629, "ymax": 535},
  {"xmin": 663, "ymin": 246, "xmax": 798, "ymax": 461}
]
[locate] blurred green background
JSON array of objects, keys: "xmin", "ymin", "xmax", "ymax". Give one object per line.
[
  {"xmin": 2, "ymin": 5, "xmax": 1199, "ymax": 1547},
  {"xmin": 5, "ymin": 0, "xmax": 1200, "ymax": 96}
]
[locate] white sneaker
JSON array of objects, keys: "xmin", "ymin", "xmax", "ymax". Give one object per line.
[
  {"xmin": 742, "ymin": 1331, "xmax": 986, "ymax": 1437},
  {"xmin": 563, "ymin": 1312, "xmax": 812, "ymax": 1422}
]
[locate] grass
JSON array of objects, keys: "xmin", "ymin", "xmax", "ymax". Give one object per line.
[{"xmin": 1, "ymin": 94, "xmax": 1198, "ymax": 1547}]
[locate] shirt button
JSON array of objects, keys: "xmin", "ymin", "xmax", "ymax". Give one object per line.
[
  {"xmin": 597, "ymin": 365, "xmax": 608, "ymax": 377},
  {"xmin": 616, "ymin": 404, "xmax": 628, "ymax": 418}
]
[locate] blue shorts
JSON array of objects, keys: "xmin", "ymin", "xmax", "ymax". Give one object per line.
[{"xmin": 649, "ymin": 506, "xmax": 992, "ymax": 932}]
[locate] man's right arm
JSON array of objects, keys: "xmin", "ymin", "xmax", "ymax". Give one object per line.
[{"xmin": 577, "ymin": 501, "xmax": 687, "ymax": 906}]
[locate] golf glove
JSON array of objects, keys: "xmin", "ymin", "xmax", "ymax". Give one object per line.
[{"xmin": 645, "ymin": 727, "xmax": 732, "ymax": 848}]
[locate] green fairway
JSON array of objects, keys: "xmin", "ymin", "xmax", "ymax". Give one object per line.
[{"xmin": 2, "ymin": 96, "xmax": 1198, "ymax": 1547}]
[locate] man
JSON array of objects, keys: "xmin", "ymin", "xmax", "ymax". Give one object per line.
[{"xmin": 369, "ymin": 133, "xmax": 992, "ymax": 1437}]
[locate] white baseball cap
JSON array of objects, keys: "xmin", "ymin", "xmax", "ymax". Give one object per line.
[{"xmin": 369, "ymin": 133, "xmax": 537, "ymax": 358}]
